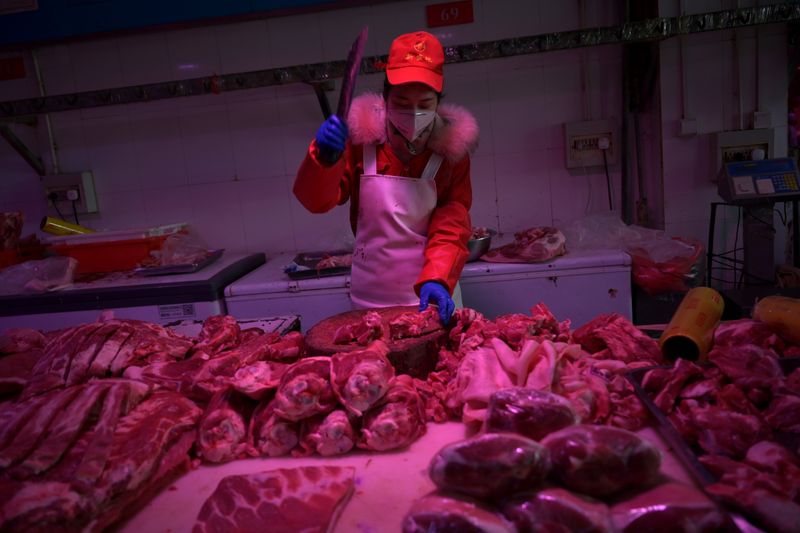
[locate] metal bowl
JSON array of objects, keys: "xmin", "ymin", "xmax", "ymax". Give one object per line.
[{"xmin": 466, "ymin": 234, "xmax": 492, "ymax": 262}]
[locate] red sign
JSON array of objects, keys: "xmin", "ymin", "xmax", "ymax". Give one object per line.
[
  {"xmin": 0, "ymin": 56, "xmax": 25, "ymax": 81},
  {"xmin": 426, "ymin": 0, "xmax": 473, "ymax": 28}
]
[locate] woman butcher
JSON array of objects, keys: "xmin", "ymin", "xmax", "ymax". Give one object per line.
[{"xmin": 293, "ymin": 30, "xmax": 478, "ymax": 325}]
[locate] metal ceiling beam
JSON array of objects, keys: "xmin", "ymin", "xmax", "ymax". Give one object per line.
[
  {"xmin": 0, "ymin": 124, "xmax": 45, "ymax": 175},
  {"xmin": 0, "ymin": 2, "xmax": 797, "ymax": 119}
]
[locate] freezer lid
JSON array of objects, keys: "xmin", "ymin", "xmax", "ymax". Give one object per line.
[
  {"xmin": 461, "ymin": 249, "xmax": 630, "ymax": 278},
  {"xmin": 0, "ymin": 252, "xmax": 265, "ymax": 317},
  {"xmin": 225, "ymin": 252, "xmax": 351, "ymax": 297}
]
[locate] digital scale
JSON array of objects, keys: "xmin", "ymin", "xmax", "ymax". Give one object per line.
[
  {"xmin": 710, "ymin": 157, "xmax": 800, "ymax": 288},
  {"xmin": 718, "ymin": 157, "xmax": 800, "ymax": 204}
]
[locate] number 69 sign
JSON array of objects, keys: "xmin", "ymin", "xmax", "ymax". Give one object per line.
[{"xmin": 426, "ymin": 0, "xmax": 474, "ymax": 28}]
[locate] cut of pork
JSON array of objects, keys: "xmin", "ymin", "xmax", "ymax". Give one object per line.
[
  {"xmin": 330, "ymin": 341, "xmax": 394, "ymax": 416},
  {"xmin": 483, "ymin": 388, "xmax": 579, "ymax": 441},
  {"xmin": 298, "ymin": 410, "xmax": 357, "ymax": 457},
  {"xmin": 610, "ymin": 482, "xmax": 729, "ymax": 533},
  {"xmin": 274, "ymin": 356, "xmax": 336, "ymax": 421},
  {"xmin": 0, "ymin": 350, "xmax": 40, "ymax": 396},
  {"xmin": 482, "ymin": 226, "xmax": 566, "ymax": 263},
  {"xmin": 0, "ymin": 480, "xmax": 90, "ymax": 533},
  {"xmin": 358, "ymin": 375, "xmax": 426, "ymax": 451},
  {"xmin": 333, "ymin": 310, "xmax": 385, "ymax": 345},
  {"xmin": 0, "ymin": 328, "xmax": 46, "ymax": 354},
  {"xmin": 231, "ymin": 360, "xmax": 290, "ymax": 400},
  {"xmin": 503, "ymin": 488, "xmax": 611, "ymax": 533},
  {"xmin": 572, "ymin": 313, "xmax": 662, "ymax": 364},
  {"xmin": 11, "ymin": 383, "xmax": 108, "ymax": 478},
  {"xmin": 403, "ymin": 492, "xmax": 514, "ymax": 533},
  {"xmin": 0, "ymin": 386, "xmax": 83, "ymax": 469},
  {"xmin": 197, "ymin": 388, "xmax": 255, "ymax": 463},
  {"xmin": 192, "ymin": 315, "xmax": 241, "ymax": 355},
  {"xmin": 542, "ymin": 425, "xmax": 662, "ymax": 497},
  {"xmin": 248, "ymin": 399, "xmax": 300, "ymax": 457},
  {"xmin": 94, "ymin": 391, "xmax": 201, "ymax": 502},
  {"xmin": 428, "ymin": 433, "xmax": 550, "ymax": 499},
  {"xmin": 192, "ymin": 466, "xmax": 355, "ymax": 533}
]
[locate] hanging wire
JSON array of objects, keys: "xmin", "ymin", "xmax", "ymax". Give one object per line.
[{"xmin": 51, "ymin": 196, "xmax": 65, "ymax": 221}]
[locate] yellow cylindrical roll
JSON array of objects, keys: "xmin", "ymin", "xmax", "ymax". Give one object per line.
[
  {"xmin": 659, "ymin": 287, "xmax": 725, "ymax": 361},
  {"xmin": 753, "ymin": 295, "xmax": 800, "ymax": 345},
  {"xmin": 40, "ymin": 216, "xmax": 94, "ymax": 236}
]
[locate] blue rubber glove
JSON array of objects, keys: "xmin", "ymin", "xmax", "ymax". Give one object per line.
[
  {"xmin": 419, "ymin": 281, "xmax": 455, "ymax": 326},
  {"xmin": 315, "ymin": 115, "xmax": 348, "ymax": 165}
]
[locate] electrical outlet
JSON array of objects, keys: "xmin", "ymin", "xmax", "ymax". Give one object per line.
[
  {"xmin": 564, "ymin": 119, "xmax": 618, "ymax": 169},
  {"xmin": 42, "ymin": 171, "xmax": 98, "ymax": 214},
  {"xmin": 714, "ymin": 129, "xmax": 775, "ymax": 180}
]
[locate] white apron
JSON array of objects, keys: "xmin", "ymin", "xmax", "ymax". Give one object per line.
[{"xmin": 350, "ymin": 144, "xmax": 443, "ymax": 308}]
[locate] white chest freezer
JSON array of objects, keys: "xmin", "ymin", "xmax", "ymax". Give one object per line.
[
  {"xmin": 225, "ymin": 252, "xmax": 353, "ymax": 332},
  {"xmin": 0, "ymin": 253, "xmax": 265, "ymax": 331},
  {"xmin": 460, "ymin": 249, "xmax": 632, "ymax": 328}
]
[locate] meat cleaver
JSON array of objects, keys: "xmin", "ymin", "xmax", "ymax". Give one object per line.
[{"xmin": 318, "ymin": 26, "xmax": 369, "ymax": 165}]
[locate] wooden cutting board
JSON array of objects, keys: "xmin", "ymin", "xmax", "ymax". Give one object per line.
[{"xmin": 304, "ymin": 306, "xmax": 446, "ymax": 378}]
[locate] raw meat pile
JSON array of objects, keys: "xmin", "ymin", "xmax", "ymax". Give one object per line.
[
  {"xmin": 420, "ymin": 306, "xmax": 662, "ymax": 431},
  {"xmin": 470, "ymin": 226, "xmax": 491, "ymax": 240},
  {"xmin": 0, "ymin": 380, "xmax": 201, "ymax": 532},
  {"xmin": 640, "ymin": 318, "xmax": 800, "ymax": 532},
  {"xmin": 306, "ymin": 306, "xmax": 445, "ymax": 377},
  {"xmin": 0, "ymin": 316, "xmax": 309, "ymax": 530},
  {"xmin": 316, "ymin": 253, "xmax": 353, "ymax": 270},
  {"xmin": 193, "ymin": 466, "xmax": 355, "ymax": 533},
  {"xmin": 20, "ymin": 318, "xmax": 195, "ymax": 399},
  {"xmin": 482, "ymin": 226, "xmax": 567, "ymax": 263},
  {"xmin": 404, "ymin": 418, "xmax": 729, "ymax": 533},
  {"xmin": 248, "ymin": 342, "xmax": 427, "ymax": 458}
]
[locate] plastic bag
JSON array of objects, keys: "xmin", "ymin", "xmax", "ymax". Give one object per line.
[
  {"xmin": 0, "ymin": 256, "xmax": 77, "ymax": 295},
  {"xmin": 563, "ymin": 213, "xmax": 703, "ymax": 295},
  {"xmin": 628, "ymin": 237, "xmax": 703, "ymax": 295},
  {"xmin": 157, "ymin": 231, "xmax": 209, "ymax": 266}
]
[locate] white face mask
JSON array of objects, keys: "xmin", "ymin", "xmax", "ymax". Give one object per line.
[{"xmin": 387, "ymin": 107, "xmax": 436, "ymax": 143}]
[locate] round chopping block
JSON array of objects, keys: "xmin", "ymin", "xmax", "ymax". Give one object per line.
[{"xmin": 305, "ymin": 306, "xmax": 446, "ymax": 378}]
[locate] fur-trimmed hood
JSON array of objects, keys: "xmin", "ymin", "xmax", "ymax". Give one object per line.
[{"xmin": 346, "ymin": 93, "xmax": 479, "ymax": 163}]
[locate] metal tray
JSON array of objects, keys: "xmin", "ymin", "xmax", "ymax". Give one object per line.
[
  {"xmin": 133, "ymin": 249, "xmax": 224, "ymax": 276},
  {"xmin": 285, "ymin": 249, "xmax": 352, "ymax": 280}
]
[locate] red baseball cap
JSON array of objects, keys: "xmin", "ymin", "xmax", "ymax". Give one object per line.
[{"xmin": 386, "ymin": 31, "xmax": 444, "ymax": 92}]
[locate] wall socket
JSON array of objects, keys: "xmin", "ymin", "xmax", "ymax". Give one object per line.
[
  {"xmin": 564, "ymin": 119, "xmax": 618, "ymax": 168},
  {"xmin": 42, "ymin": 171, "xmax": 98, "ymax": 214}
]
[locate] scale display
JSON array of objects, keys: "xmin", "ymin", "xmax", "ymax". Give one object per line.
[{"xmin": 718, "ymin": 157, "xmax": 800, "ymax": 204}]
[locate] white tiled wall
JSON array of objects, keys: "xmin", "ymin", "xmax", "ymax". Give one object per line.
[
  {"xmin": 0, "ymin": 0, "xmax": 786, "ymax": 262},
  {"xmin": 658, "ymin": 11, "xmax": 789, "ymax": 276}
]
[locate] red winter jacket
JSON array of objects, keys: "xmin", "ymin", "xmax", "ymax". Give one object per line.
[{"xmin": 293, "ymin": 93, "xmax": 479, "ymax": 295}]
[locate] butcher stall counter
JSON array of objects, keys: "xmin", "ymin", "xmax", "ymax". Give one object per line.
[
  {"xmin": 122, "ymin": 423, "xmax": 702, "ymax": 533},
  {"xmin": 225, "ymin": 249, "xmax": 632, "ymax": 332}
]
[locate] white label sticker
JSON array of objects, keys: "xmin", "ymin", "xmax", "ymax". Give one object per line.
[
  {"xmin": 158, "ymin": 303, "xmax": 196, "ymax": 320},
  {"xmin": 755, "ymin": 178, "xmax": 775, "ymax": 194},
  {"xmin": 732, "ymin": 176, "xmax": 755, "ymax": 195}
]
